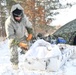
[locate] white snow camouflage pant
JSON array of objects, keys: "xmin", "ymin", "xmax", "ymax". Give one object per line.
[
  {"xmin": 8, "ymin": 36, "xmax": 28, "ymax": 65},
  {"xmin": 10, "ymin": 45, "xmax": 18, "ymax": 65}
]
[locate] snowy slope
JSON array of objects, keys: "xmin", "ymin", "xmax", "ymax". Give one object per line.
[
  {"xmin": 0, "ymin": 39, "xmax": 76, "ymax": 75},
  {"xmin": 47, "ymin": 4, "xmax": 76, "ymax": 26}
]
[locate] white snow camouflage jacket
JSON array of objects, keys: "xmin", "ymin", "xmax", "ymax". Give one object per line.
[{"xmin": 5, "ymin": 4, "xmax": 33, "ymax": 40}]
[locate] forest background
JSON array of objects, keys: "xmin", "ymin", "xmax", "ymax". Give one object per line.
[{"xmin": 0, "ymin": 0, "xmax": 75, "ymax": 40}]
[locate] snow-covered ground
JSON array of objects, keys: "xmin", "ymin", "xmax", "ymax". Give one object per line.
[{"xmin": 0, "ymin": 39, "xmax": 76, "ymax": 75}]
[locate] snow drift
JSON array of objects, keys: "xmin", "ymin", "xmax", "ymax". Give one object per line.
[{"xmin": 23, "ymin": 39, "xmax": 76, "ymax": 71}]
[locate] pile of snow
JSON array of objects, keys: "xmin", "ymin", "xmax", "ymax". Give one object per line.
[
  {"xmin": 24, "ymin": 39, "xmax": 76, "ymax": 72},
  {"xmin": 0, "ymin": 39, "xmax": 76, "ymax": 75},
  {"xmin": 24, "ymin": 39, "xmax": 61, "ymax": 71}
]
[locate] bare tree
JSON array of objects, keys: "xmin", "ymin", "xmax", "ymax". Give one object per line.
[{"xmin": 0, "ymin": 0, "xmax": 6, "ymax": 37}]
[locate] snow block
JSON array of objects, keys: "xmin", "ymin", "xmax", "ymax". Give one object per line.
[
  {"xmin": 24, "ymin": 39, "xmax": 75, "ymax": 72},
  {"xmin": 24, "ymin": 39, "xmax": 62, "ymax": 71}
]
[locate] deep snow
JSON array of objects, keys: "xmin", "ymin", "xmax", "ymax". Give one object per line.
[{"xmin": 0, "ymin": 39, "xmax": 76, "ymax": 75}]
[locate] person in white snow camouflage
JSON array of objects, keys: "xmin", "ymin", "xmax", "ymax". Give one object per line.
[{"xmin": 5, "ymin": 4, "xmax": 33, "ymax": 70}]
